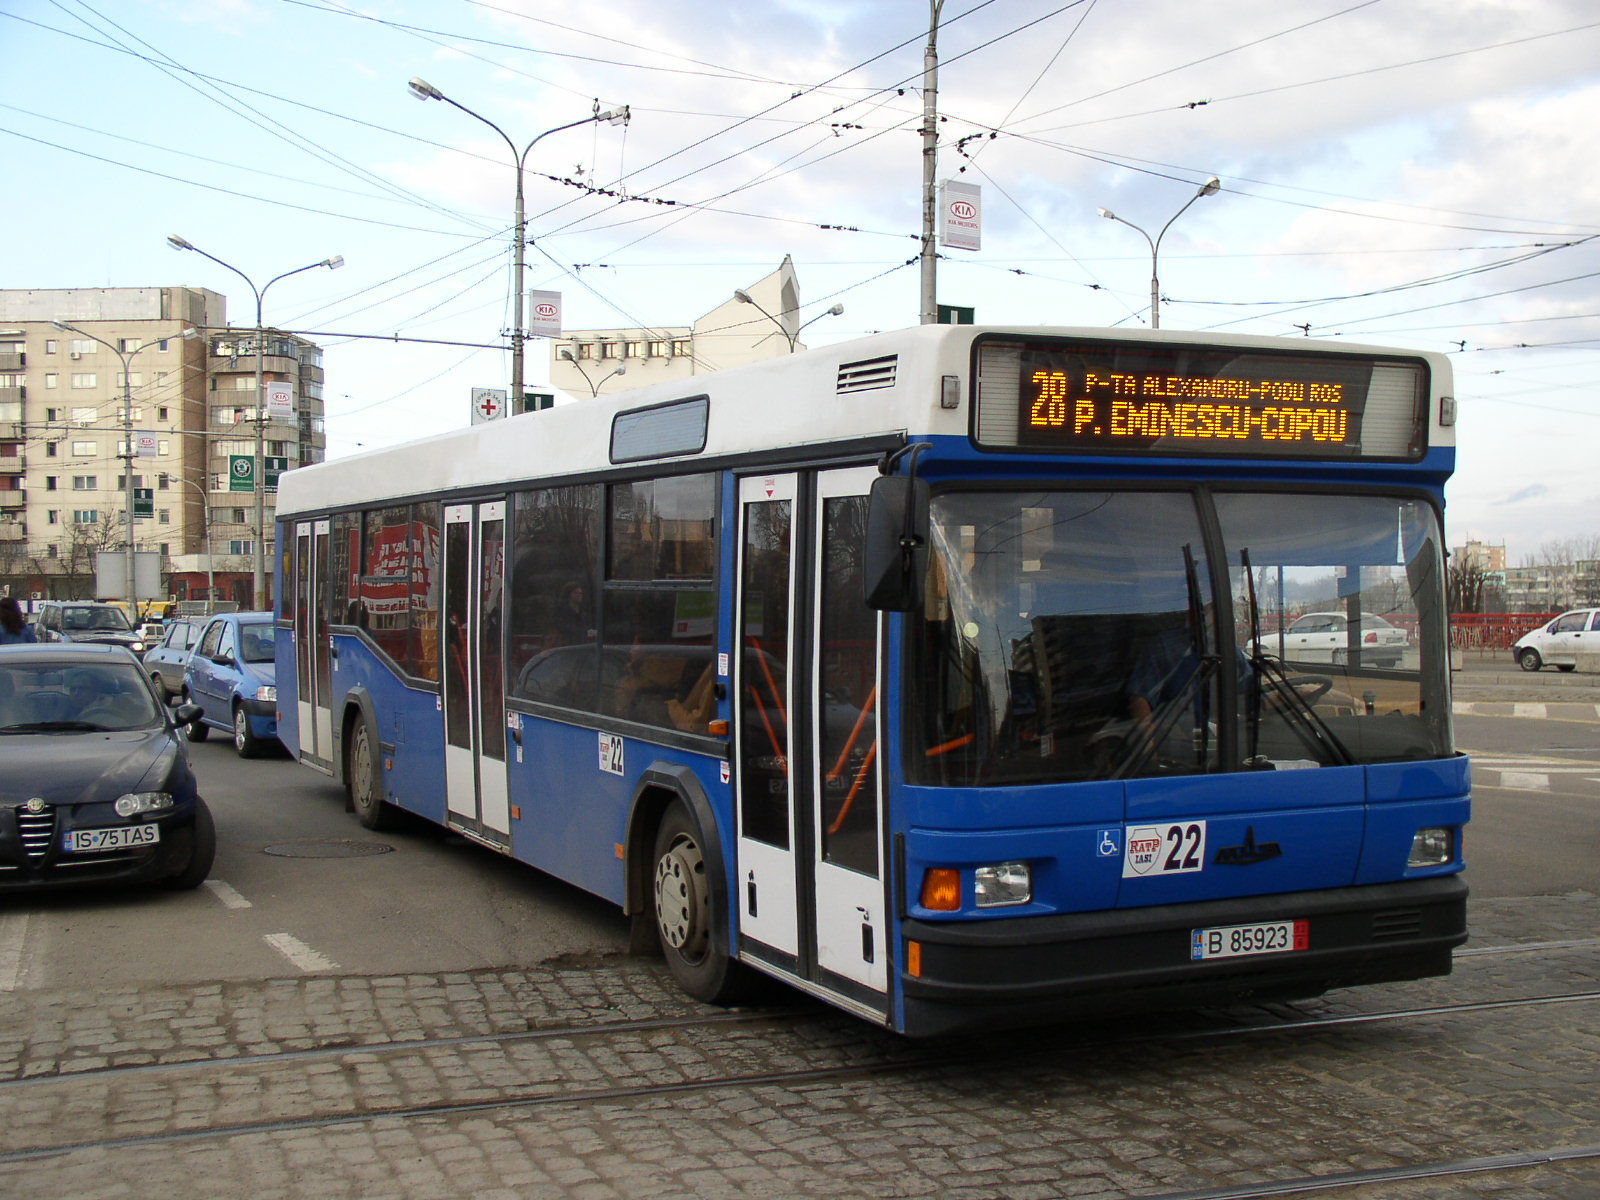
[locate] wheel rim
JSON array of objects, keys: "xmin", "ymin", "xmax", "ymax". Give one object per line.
[
  {"xmin": 352, "ymin": 725, "xmax": 374, "ymax": 810},
  {"xmin": 654, "ymin": 833, "xmax": 709, "ymax": 962},
  {"xmin": 234, "ymin": 709, "xmax": 247, "ymax": 750}
]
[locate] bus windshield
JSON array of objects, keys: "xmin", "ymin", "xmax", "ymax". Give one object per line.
[{"xmin": 907, "ymin": 489, "xmax": 1450, "ymax": 786}]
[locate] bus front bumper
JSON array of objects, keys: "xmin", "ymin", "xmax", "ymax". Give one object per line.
[{"xmin": 899, "ymin": 876, "xmax": 1467, "ymax": 1038}]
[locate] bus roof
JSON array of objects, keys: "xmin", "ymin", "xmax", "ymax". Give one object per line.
[{"xmin": 276, "ymin": 324, "xmax": 1452, "ymax": 518}]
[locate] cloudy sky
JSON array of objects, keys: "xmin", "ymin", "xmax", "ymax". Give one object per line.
[{"xmin": 4, "ymin": 0, "xmax": 1598, "ymax": 561}]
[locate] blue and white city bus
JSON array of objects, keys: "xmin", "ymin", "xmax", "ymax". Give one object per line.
[{"xmin": 275, "ymin": 325, "xmax": 1468, "ymax": 1037}]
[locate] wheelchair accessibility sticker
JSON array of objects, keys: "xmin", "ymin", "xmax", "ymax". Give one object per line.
[{"xmin": 1097, "ymin": 829, "xmax": 1121, "ymax": 859}]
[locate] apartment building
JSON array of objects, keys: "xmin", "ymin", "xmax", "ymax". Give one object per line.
[
  {"xmin": 549, "ymin": 257, "xmax": 819, "ymax": 398},
  {"xmin": 0, "ymin": 286, "xmax": 326, "ymax": 605}
]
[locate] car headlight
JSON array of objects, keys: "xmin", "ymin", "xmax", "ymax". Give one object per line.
[
  {"xmin": 1408, "ymin": 826, "xmax": 1456, "ymax": 868},
  {"xmin": 974, "ymin": 861, "xmax": 1032, "ymax": 908},
  {"xmin": 131, "ymin": 641, "xmax": 146, "ymax": 652},
  {"xmin": 255, "ymin": 686, "xmax": 276, "ymax": 702},
  {"xmin": 115, "ymin": 792, "xmax": 175, "ymax": 817}
]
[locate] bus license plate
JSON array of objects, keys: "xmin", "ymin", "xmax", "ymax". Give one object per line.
[
  {"xmin": 1191, "ymin": 919, "xmax": 1308, "ymax": 961},
  {"xmin": 63, "ymin": 825, "xmax": 161, "ymax": 853}
]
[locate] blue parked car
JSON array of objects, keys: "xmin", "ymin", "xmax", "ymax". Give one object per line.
[{"xmin": 181, "ymin": 612, "xmax": 279, "ymax": 758}]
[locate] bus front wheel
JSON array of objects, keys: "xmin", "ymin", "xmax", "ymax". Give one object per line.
[
  {"xmin": 348, "ymin": 712, "xmax": 395, "ymax": 831},
  {"xmin": 651, "ymin": 802, "xmax": 755, "ymax": 1006}
]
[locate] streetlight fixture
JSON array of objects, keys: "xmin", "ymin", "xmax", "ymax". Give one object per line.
[
  {"xmin": 558, "ymin": 349, "xmax": 626, "ymax": 397},
  {"xmin": 407, "ymin": 78, "xmax": 628, "ymax": 411},
  {"xmin": 1096, "ymin": 176, "xmax": 1221, "ymax": 329},
  {"xmin": 732, "ymin": 291, "xmax": 845, "ymax": 351},
  {"xmin": 167, "ymin": 235, "xmax": 343, "ymax": 610},
  {"xmin": 50, "ymin": 321, "xmax": 197, "ymax": 610}
]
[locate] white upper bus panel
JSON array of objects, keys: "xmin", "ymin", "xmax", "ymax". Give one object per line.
[{"xmin": 274, "ymin": 326, "xmax": 1454, "ymax": 518}]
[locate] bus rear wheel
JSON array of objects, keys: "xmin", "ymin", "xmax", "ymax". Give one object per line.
[{"xmin": 651, "ymin": 802, "xmax": 755, "ymax": 1006}]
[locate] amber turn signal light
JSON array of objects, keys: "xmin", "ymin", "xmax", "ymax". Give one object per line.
[{"xmin": 920, "ymin": 867, "xmax": 961, "ymax": 911}]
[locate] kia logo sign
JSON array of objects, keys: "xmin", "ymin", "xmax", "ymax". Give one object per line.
[
  {"xmin": 534, "ymin": 303, "xmax": 558, "ymax": 318},
  {"xmin": 950, "ymin": 201, "xmax": 977, "ymax": 220}
]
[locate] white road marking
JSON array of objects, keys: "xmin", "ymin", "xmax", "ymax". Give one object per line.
[
  {"xmin": 0, "ymin": 909, "xmax": 32, "ymax": 992},
  {"xmin": 263, "ymin": 933, "xmax": 340, "ymax": 973},
  {"xmin": 203, "ymin": 879, "xmax": 252, "ymax": 909},
  {"xmin": 1497, "ymin": 771, "xmax": 1551, "ymax": 791}
]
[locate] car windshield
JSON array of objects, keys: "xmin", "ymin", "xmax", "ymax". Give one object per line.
[
  {"xmin": 63, "ymin": 607, "xmax": 134, "ymax": 632},
  {"xmin": 906, "ymin": 489, "xmax": 1451, "ymax": 787},
  {"xmin": 238, "ymin": 623, "xmax": 275, "ymax": 663},
  {"xmin": 0, "ymin": 660, "xmax": 162, "ymax": 732}
]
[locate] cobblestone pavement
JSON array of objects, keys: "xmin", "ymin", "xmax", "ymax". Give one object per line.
[{"xmin": 0, "ymin": 893, "xmax": 1596, "ymax": 1199}]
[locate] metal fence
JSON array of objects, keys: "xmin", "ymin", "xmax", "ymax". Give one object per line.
[{"xmin": 1450, "ymin": 612, "xmax": 1555, "ymax": 653}]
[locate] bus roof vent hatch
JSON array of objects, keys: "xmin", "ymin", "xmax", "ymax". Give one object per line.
[{"xmin": 837, "ymin": 354, "xmax": 898, "ymax": 395}]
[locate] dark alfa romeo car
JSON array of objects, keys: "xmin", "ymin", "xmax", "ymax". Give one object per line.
[{"xmin": 0, "ymin": 643, "xmax": 215, "ymax": 891}]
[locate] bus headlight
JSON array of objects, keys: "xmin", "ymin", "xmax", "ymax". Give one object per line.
[
  {"xmin": 974, "ymin": 861, "xmax": 1031, "ymax": 907},
  {"xmin": 1408, "ymin": 827, "xmax": 1455, "ymax": 868}
]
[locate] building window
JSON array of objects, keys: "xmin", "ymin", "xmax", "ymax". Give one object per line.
[
  {"xmin": 158, "ymin": 510, "xmax": 170, "ymax": 525},
  {"xmin": 73, "ymin": 510, "xmax": 99, "ymax": 524},
  {"xmin": 71, "ymin": 442, "xmax": 95, "ymax": 456},
  {"xmin": 70, "ymin": 374, "xmax": 96, "ymax": 389},
  {"xmin": 229, "ymin": 540, "xmax": 254, "ymax": 555},
  {"xmin": 70, "ymin": 339, "xmax": 93, "ymax": 356},
  {"xmin": 647, "ymin": 341, "xmax": 667, "ymax": 357},
  {"xmin": 72, "ymin": 407, "xmax": 97, "ymax": 425},
  {"xmin": 671, "ymin": 339, "xmax": 691, "ymax": 356},
  {"xmin": 157, "ymin": 406, "xmax": 169, "ymax": 421},
  {"xmin": 157, "ymin": 474, "xmax": 169, "ymax": 490},
  {"xmin": 47, "ymin": 510, "xmax": 59, "ymax": 525},
  {"xmin": 44, "ymin": 373, "xmax": 58, "ymax": 389},
  {"xmin": 72, "ymin": 476, "xmax": 97, "ymax": 490},
  {"xmin": 268, "ymin": 440, "xmax": 288, "ymax": 456},
  {"xmin": 45, "ymin": 408, "xmax": 59, "ymax": 422},
  {"xmin": 45, "ymin": 339, "xmax": 58, "ymax": 354},
  {"xmin": 45, "ymin": 476, "xmax": 57, "ymax": 491},
  {"xmin": 45, "ymin": 442, "xmax": 57, "ymax": 457}
]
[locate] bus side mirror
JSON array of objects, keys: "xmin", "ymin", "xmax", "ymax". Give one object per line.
[{"xmin": 863, "ymin": 475, "xmax": 929, "ymax": 612}]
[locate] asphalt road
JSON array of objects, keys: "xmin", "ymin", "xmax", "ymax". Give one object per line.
[{"xmin": 1, "ymin": 739, "xmax": 629, "ymax": 993}]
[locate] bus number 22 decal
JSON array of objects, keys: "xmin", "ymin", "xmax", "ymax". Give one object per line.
[
  {"xmin": 1123, "ymin": 822, "xmax": 1207, "ymax": 878},
  {"xmin": 598, "ymin": 733, "xmax": 624, "ymax": 776}
]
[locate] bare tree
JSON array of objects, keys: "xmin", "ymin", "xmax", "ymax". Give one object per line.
[{"xmin": 1447, "ymin": 558, "xmax": 1489, "ymax": 615}]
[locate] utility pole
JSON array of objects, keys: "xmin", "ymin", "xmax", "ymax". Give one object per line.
[{"xmin": 919, "ymin": 0, "xmax": 944, "ymax": 325}]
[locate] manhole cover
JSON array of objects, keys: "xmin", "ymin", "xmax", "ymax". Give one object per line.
[{"xmin": 263, "ymin": 839, "xmax": 394, "ymax": 859}]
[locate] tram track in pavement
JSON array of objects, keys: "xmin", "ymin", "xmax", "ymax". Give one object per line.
[
  {"xmin": 2, "ymin": 968, "xmax": 1597, "ymax": 1167},
  {"xmin": 3, "ymin": 931, "xmax": 1593, "ymax": 1093}
]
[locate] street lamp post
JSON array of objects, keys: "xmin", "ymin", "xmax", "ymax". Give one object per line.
[
  {"xmin": 168, "ymin": 471, "xmax": 216, "ymax": 604},
  {"xmin": 166, "ymin": 235, "xmax": 342, "ymax": 610},
  {"xmin": 407, "ymin": 78, "xmax": 627, "ymax": 411},
  {"xmin": 50, "ymin": 321, "xmax": 197, "ymax": 610},
  {"xmin": 1096, "ymin": 176, "xmax": 1222, "ymax": 329},
  {"xmin": 558, "ymin": 350, "xmax": 626, "ymax": 397},
  {"xmin": 731, "ymin": 292, "xmax": 844, "ymax": 351}
]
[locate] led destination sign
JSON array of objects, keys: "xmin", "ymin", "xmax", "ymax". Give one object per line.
[{"xmin": 986, "ymin": 340, "xmax": 1427, "ymax": 461}]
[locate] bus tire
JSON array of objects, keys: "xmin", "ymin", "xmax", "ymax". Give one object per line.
[
  {"xmin": 651, "ymin": 801, "xmax": 754, "ymax": 1006},
  {"xmin": 348, "ymin": 711, "xmax": 394, "ymax": 831}
]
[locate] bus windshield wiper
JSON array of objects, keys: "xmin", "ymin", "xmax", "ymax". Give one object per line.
[
  {"xmin": 1241, "ymin": 549, "xmax": 1353, "ymax": 768},
  {"xmin": 1113, "ymin": 545, "xmax": 1218, "ymax": 779}
]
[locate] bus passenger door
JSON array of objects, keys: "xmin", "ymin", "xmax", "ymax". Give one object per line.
[
  {"xmin": 442, "ymin": 501, "xmax": 511, "ymax": 844},
  {"xmin": 294, "ymin": 519, "xmax": 334, "ymax": 769},
  {"xmin": 810, "ymin": 467, "xmax": 887, "ymax": 998},
  {"xmin": 735, "ymin": 474, "xmax": 800, "ymax": 961}
]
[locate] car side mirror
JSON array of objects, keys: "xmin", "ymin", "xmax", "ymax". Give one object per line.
[
  {"xmin": 863, "ymin": 474, "xmax": 929, "ymax": 612},
  {"xmin": 213, "ymin": 652, "xmax": 234, "ymax": 667},
  {"xmin": 173, "ymin": 703, "xmax": 203, "ymax": 726}
]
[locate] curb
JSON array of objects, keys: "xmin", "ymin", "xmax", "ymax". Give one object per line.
[{"xmin": 1454, "ymin": 701, "xmax": 1600, "ymax": 724}]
